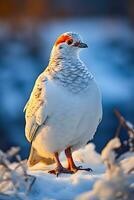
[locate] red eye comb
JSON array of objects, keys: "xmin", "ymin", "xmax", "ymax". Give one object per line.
[{"xmin": 55, "ymin": 35, "xmax": 72, "ymax": 46}]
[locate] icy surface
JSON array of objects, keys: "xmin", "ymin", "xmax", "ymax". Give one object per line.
[
  {"xmin": 1, "ymin": 142, "xmax": 134, "ymax": 200},
  {"xmin": 27, "ymin": 143, "xmax": 104, "ymax": 200}
]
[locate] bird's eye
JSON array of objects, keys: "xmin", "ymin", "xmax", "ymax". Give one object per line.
[{"xmin": 67, "ymin": 39, "xmax": 73, "ymax": 45}]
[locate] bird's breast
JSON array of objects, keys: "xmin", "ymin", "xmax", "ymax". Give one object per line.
[
  {"xmin": 33, "ymin": 78, "xmax": 102, "ymax": 154},
  {"xmin": 45, "ymin": 78, "xmax": 102, "ymax": 126}
]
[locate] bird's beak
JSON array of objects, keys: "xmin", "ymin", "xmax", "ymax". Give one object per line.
[
  {"xmin": 73, "ymin": 42, "xmax": 88, "ymax": 48},
  {"xmin": 78, "ymin": 42, "xmax": 88, "ymax": 48}
]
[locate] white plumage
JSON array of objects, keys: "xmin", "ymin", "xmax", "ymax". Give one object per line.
[{"xmin": 24, "ymin": 32, "xmax": 102, "ymax": 172}]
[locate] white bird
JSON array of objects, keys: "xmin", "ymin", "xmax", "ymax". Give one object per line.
[{"xmin": 24, "ymin": 32, "xmax": 102, "ymax": 175}]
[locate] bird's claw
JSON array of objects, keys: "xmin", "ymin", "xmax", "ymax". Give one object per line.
[
  {"xmin": 77, "ymin": 166, "xmax": 93, "ymax": 172},
  {"xmin": 69, "ymin": 165, "xmax": 93, "ymax": 173},
  {"xmin": 80, "ymin": 167, "xmax": 93, "ymax": 172},
  {"xmin": 48, "ymin": 166, "xmax": 73, "ymax": 177}
]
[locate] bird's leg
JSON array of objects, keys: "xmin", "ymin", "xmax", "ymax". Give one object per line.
[
  {"xmin": 65, "ymin": 147, "xmax": 92, "ymax": 173},
  {"xmin": 48, "ymin": 152, "xmax": 73, "ymax": 176}
]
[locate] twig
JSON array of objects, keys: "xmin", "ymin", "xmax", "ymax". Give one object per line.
[
  {"xmin": 127, "ymin": 167, "xmax": 134, "ymax": 174},
  {"xmin": 115, "ymin": 122, "xmax": 122, "ymax": 137},
  {"xmin": 25, "ymin": 175, "xmax": 36, "ymax": 194},
  {"xmin": 114, "ymin": 109, "xmax": 134, "ymax": 135},
  {"xmin": 114, "ymin": 109, "xmax": 134, "ymax": 152},
  {"xmin": 0, "ymin": 147, "xmax": 36, "ymax": 197},
  {"xmin": 15, "ymin": 155, "xmax": 36, "ymax": 193}
]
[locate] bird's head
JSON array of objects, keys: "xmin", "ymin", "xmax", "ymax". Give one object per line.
[
  {"xmin": 50, "ymin": 32, "xmax": 88, "ymax": 61},
  {"xmin": 55, "ymin": 32, "xmax": 88, "ymax": 50}
]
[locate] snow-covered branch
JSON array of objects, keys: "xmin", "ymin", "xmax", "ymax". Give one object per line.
[{"xmin": 0, "ymin": 147, "xmax": 36, "ymax": 199}]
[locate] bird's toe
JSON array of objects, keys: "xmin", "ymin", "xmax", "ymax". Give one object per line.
[
  {"xmin": 69, "ymin": 165, "xmax": 93, "ymax": 173},
  {"xmin": 48, "ymin": 166, "xmax": 73, "ymax": 176}
]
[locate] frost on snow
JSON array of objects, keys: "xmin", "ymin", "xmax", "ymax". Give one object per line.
[
  {"xmin": 0, "ymin": 147, "xmax": 35, "ymax": 200},
  {"xmin": 0, "ymin": 140, "xmax": 134, "ymax": 200},
  {"xmin": 0, "ymin": 111, "xmax": 134, "ymax": 200},
  {"xmin": 78, "ymin": 138, "xmax": 134, "ymax": 200}
]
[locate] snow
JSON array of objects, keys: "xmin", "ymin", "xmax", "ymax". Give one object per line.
[
  {"xmin": 27, "ymin": 143, "xmax": 104, "ymax": 200},
  {"xmin": 77, "ymin": 139, "xmax": 134, "ymax": 200},
  {"xmin": 28, "ymin": 170, "xmax": 100, "ymax": 200},
  {"xmin": 0, "ymin": 18, "xmax": 134, "ymax": 197},
  {"xmin": 101, "ymin": 137, "xmax": 121, "ymax": 167},
  {"xmin": 120, "ymin": 152, "xmax": 134, "ymax": 174},
  {"xmin": 0, "ymin": 141, "xmax": 134, "ymax": 200}
]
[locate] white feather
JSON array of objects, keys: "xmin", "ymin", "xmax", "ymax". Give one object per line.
[{"xmin": 24, "ymin": 32, "xmax": 102, "ymax": 163}]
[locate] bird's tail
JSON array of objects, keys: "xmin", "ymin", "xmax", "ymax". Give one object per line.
[{"xmin": 27, "ymin": 146, "xmax": 55, "ymax": 167}]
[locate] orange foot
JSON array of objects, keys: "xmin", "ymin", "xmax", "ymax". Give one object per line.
[{"xmin": 48, "ymin": 166, "xmax": 73, "ymax": 177}]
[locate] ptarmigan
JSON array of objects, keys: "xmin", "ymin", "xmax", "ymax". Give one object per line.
[{"xmin": 24, "ymin": 32, "xmax": 102, "ymax": 175}]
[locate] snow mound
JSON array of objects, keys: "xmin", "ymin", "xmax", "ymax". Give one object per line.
[
  {"xmin": 27, "ymin": 143, "xmax": 104, "ymax": 200},
  {"xmin": 77, "ymin": 139, "xmax": 134, "ymax": 200},
  {"xmin": 0, "ymin": 142, "xmax": 134, "ymax": 200}
]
